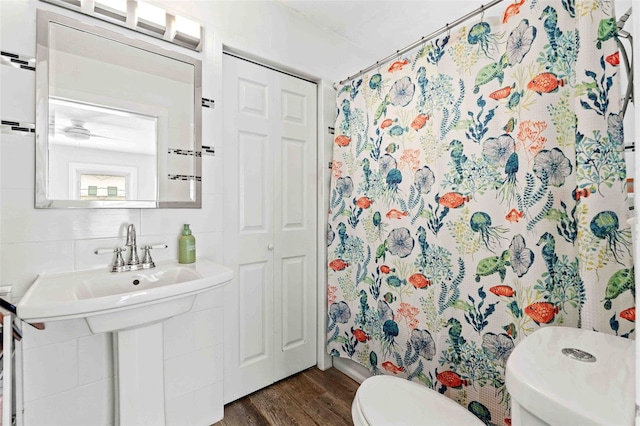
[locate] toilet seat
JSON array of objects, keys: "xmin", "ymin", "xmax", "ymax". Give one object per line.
[{"xmin": 352, "ymin": 375, "xmax": 483, "ymax": 426}]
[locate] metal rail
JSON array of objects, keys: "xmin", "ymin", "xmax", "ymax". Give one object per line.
[{"xmin": 338, "ymin": 0, "xmax": 506, "ymax": 85}]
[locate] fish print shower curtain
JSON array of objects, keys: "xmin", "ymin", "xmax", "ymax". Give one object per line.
[{"xmin": 327, "ymin": 0, "xmax": 634, "ymax": 423}]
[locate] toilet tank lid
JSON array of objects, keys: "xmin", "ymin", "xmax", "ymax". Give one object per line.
[
  {"xmin": 506, "ymin": 326, "xmax": 635, "ymax": 426},
  {"xmin": 356, "ymin": 375, "xmax": 483, "ymax": 425}
]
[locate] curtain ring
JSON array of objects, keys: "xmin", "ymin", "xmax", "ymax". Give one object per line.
[{"xmin": 480, "ymin": 8, "xmax": 485, "ymax": 23}]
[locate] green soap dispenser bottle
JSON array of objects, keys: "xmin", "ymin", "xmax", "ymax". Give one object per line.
[{"xmin": 178, "ymin": 224, "xmax": 196, "ymax": 264}]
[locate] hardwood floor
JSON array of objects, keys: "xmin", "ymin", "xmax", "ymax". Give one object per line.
[{"xmin": 214, "ymin": 367, "xmax": 359, "ymax": 426}]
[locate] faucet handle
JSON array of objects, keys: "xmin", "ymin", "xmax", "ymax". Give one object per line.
[
  {"xmin": 94, "ymin": 247, "xmax": 127, "ymax": 255},
  {"xmin": 141, "ymin": 244, "xmax": 167, "ymax": 267}
]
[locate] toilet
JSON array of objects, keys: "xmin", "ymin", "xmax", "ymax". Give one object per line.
[
  {"xmin": 506, "ymin": 326, "xmax": 635, "ymax": 426},
  {"xmin": 351, "ymin": 374, "xmax": 484, "ymax": 426},
  {"xmin": 352, "ymin": 326, "xmax": 635, "ymax": 426}
]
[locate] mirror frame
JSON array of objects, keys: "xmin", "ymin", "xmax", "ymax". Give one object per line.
[{"xmin": 35, "ymin": 9, "xmax": 202, "ymax": 208}]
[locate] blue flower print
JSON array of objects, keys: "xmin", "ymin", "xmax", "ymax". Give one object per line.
[
  {"xmin": 389, "ymin": 76, "xmax": 415, "ymax": 107},
  {"xmin": 387, "ymin": 227, "xmax": 414, "ymax": 258},
  {"xmin": 336, "ymin": 176, "xmax": 354, "ymax": 198},
  {"xmin": 533, "ymin": 148, "xmax": 572, "ymax": 186},
  {"xmin": 509, "ymin": 234, "xmax": 534, "ymax": 277},
  {"xmin": 607, "ymin": 113, "xmax": 623, "ymax": 145},
  {"xmin": 415, "ymin": 166, "xmax": 435, "ymax": 194},
  {"xmin": 379, "ymin": 154, "xmax": 397, "ymax": 177},
  {"xmin": 329, "ymin": 301, "xmax": 351, "ymax": 323},
  {"xmin": 506, "ymin": 19, "xmax": 537, "ymax": 66},
  {"xmin": 410, "ymin": 329, "xmax": 436, "ymax": 360},
  {"xmin": 482, "ymin": 332, "xmax": 514, "ymax": 364},
  {"xmin": 483, "ymin": 134, "xmax": 516, "ymax": 166}
]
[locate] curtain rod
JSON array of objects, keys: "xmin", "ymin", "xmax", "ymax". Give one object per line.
[{"xmin": 338, "ymin": 0, "xmax": 505, "ymax": 86}]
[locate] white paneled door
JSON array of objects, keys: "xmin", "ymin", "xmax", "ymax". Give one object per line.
[{"xmin": 222, "ymin": 54, "xmax": 317, "ymax": 404}]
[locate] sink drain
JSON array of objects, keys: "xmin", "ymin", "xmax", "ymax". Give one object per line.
[{"xmin": 561, "ymin": 348, "xmax": 596, "ymax": 362}]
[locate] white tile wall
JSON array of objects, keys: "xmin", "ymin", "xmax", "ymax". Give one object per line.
[
  {"xmin": 2, "ymin": 1, "xmax": 227, "ymax": 423},
  {"xmin": 23, "ymin": 339, "xmax": 78, "ymax": 402},
  {"xmin": 165, "ymin": 382, "xmax": 224, "ymax": 426},
  {"xmin": 0, "ymin": 133, "xmax": 34, "ymax": 190},
  {"xmin": 23, "ymin": 378, "xmax": 114, "ymax": 426},
  {"xmin": 78, "ymin": 333, "xmax": 113, "ymax": 386},
  {"xmin": 0, "ymin": 66, "xmax": 35, "ymax": 123},
  {"xmin": 164, "ymin": 345, "xmax": 222, "ymax": 400}
]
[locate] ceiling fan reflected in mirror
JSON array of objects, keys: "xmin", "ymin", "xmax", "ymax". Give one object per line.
[{"xmin": 54, "ymin": 118, "xmax": 117, "ymax": 141}]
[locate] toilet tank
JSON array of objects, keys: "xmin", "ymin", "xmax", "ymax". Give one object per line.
[{"xmin": 505, "ymin": 326, "xmax": 635, "ymax": 426}]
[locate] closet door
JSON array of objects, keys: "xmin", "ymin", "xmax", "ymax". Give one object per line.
[{"xmin": 222, "ymin": 54, "xmax": 317, "ymax": 404}]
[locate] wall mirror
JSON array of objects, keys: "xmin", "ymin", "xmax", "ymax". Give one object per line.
[{"xmin": 35, "ymin": 9, "xmax": 202, "ymax": 208}]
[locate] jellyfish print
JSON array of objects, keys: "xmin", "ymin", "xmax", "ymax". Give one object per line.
[
  {"xmin": 381, "ymin": 319, "xmax": 399, "ymax": 357},
  {"xmin": 369, "ymin": 73, "xmax": 387, "ymax": 97},
  {"xmin": 590, "ymin": 211, "xmax": 632, "ymax": 264},
  {"xmin": 467, "ymin": 21, "xmax": 503, "ymax": 59},
  {"xmin": 498, "ymin": 152, "xmax": 520, "ymax": 206},
  {"xmin": 386, "ymin": 168, "xmax": 403, "ymax": 193},
  {"xmin": 470, "ymin": 211, "xmax": 509, "ymax": 252}
]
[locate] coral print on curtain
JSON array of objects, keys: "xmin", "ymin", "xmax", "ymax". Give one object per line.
[{"xmin": 327, "ymin": 0, "xmax": 634, "ymax": 423}]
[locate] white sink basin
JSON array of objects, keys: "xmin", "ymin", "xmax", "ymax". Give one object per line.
[{"xmin": 17, "ymin": 259, "xmax": 233, "ymax": 333}]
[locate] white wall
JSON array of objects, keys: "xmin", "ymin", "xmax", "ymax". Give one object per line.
[
  {"xmin": 1, "ymin": 0, "xmax": 637, "ymax": 424},
  {"xmin": 0, "ymin": 0, "xmax": 368, "ymax": 424}
]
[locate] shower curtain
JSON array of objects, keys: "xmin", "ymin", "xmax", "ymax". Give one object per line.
[{"xmin": 327, "ymin": 0, "xmax": 634, "ymax": 423}]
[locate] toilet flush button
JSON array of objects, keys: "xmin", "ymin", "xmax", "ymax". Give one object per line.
[{"xmin": 561, "ymin": 348, "xmax": 596, "ymax": 362}]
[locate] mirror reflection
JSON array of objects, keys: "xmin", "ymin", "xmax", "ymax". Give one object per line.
[{"xmin": 36, "ymin": 10, "xmax": 202, "ymax": 208}]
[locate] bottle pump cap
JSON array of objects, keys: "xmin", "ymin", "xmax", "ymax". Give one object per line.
[{"xmin": 183, "ymin": 224, "xmax": 191, "ymax": 235}]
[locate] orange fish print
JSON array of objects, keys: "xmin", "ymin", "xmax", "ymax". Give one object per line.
[
  {"xmin": 620, "ymin": 307, "xmax": 635, "ymax": 322},
  {"xmin": 489, "ymin": 84, "xmax": 516, "ymax": 100},
  {"xmin": 355, "ymin": 196, "xmax": 373, "ymax": 209},
  {"xmin": 329, "ymin": 259, "xmax": 349, "ymax": 271},
  {"xmin": 409, "ymin": 273, "xmax": 431, "ymax": 289},
  {"xmin": 438, "ymin": 192, "xmax": 470, "ymax": 209},
  {"xmin": 437, "ymin": 370, "xmax": 468, "ymax": 388},
  {"xmin": 388, "ymin": 59, "xmax": 409, "ymax": 73},
  {"xmin": 353, "ymin": 328, "xmax": 369, "ymax": 342},
  {"xmin": 573, "ymin": 187, "xmax": 591, "ymax": 200},
  {"xmin": 380, "ymin": 118, "xmax": 395, "ymax": 129},
  {"xmin": 605, "ymin": 51, "xmax": 620, "ymax": 66},
  {"xmin": 502, "ymin": 0, "xmax": 525, "ymax": 23},
  {"xmin": 505, "ymin": 208, "xmax": 524, "ymax": 223},
  {"xmin": 334, "ymin": 135, "xmax": 351, "ymax": 147},
  {"xmin": 381, "ymin": 361, "xmax": 405, "ymax": 374},
  {"xmin": 379, "ymin": 265, "xmax": 394, "ymax": 274},
  {"xmin": 490, "ymin": 285, "xmax": 516, "ymax": 297},
  {"xmin": 386, "ymin": 209, "xmax": 408, "ymax": 219},
  {"xmin": 410, "ymin": 114, "xmax": 429, "ymax": 131},
  {"xmin": 527, "ymin": 73, "xmax": 564, "ymax": 95},
  {"xmin": 525, "ymin": 302, "xmax": 559, "ymax": 324}
]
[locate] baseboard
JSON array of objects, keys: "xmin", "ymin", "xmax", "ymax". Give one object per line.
[{"xmin": 332, "ymin": 357, "xmax": 373, "ymax": 384}]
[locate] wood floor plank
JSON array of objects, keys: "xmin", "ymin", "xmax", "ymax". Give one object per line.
[
  {"xmin": 249, "ymin": 382, "xmax": 318, "ymax": 426},
  {"xmin": 213, "ymin": 367, "xmax": 359, "ymax": 426},
  {"xmin": 301, "ymin": 392, "xmax": 352, "ymax": 426},
  {"xmin": 216, "ymin": 397, "xmax": 269, "ymax": 426},
  {"xmin": 303, "ymin": 367, "xmax": 359, "ymax": 406}
]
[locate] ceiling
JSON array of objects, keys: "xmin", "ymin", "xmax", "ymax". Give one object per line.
[{"xmin": 275, "ymin": 0, "xmax": 492, "ymax": 78}]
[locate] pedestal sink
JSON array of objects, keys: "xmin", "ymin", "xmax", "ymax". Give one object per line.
[{"xmin": 17, "ymin": 259, "xmax": 233, "ymax": 425}]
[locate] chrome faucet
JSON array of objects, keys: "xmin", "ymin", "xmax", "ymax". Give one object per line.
[
  {"xmin": 125, "ymin": 224, "xmax": 140, "ymax": 266},
  {"xmin": 94, "ymin": 224, "xmax": 167, "ymax": 272}
]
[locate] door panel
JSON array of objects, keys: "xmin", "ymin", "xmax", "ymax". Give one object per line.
[
  {"xmin": 238, "ymin": 261, "xmax": 269, "ymax": 366},
  {"xmin": 273, "ymin": 74, "xmax": 317, "ymax": 383},
  {"xmin": 238, "ymin": 131, "xmax": 269, "ymax": 232},
  {"xmin": 282, "ymin": 137, "xmax": 305, "ymax": 228},
  {"xmin": 281, "ymin": 255, "xmax": 306, "ymax": 350},
  {"xmin": 223, "ymin": 54, "xmax": 317, "ymax": 403}
]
